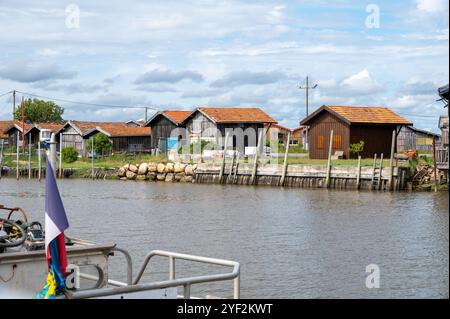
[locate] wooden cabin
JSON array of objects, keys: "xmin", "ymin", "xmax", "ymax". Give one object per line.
[
  {"xmin": 2, "ymin": 121, "xmax": 34, "ymax": 148},
  {"xmin": 56, "ymin": 121, "xmax": 99, "ymax": 156},
  {"xmin": 144, "ymin": 110, "xmax": 191, "ymax": 152},
  {"xmin": 300, "ymin": 105, "xmax": 412, "ymax": 159},
  {"xmin": 84, "ymin": 124, "xmax": 151, "ymax": 155},
  {"xmin": 397, "ymin": 126, "xmax": 441, "ymax": 152},
  {"xmin": 439, "ymin": 116, "xmax": 449, "ymax": 148},
  {"xmin": 125, "ymin": 120, "xmax": 145, "ymax": 127},
  {"xmin": 0, "ymin": 120, "xmax": 14, "ymax": 146},
  {"xmin": 291, "ymin": 126, "xmax": 307, "ymax": 147},
  {"xmin": 264, "ymin": 123, "xmax": 291, "ymax": 145},
  {"xmin": 24, "ymin": 123, "xmax": 64, "ymax": 145},
  {"xmin": 57, "ymin": 121, "xmax": 151, "ymax": 156},
  {"xmin": 181, "ymin": 107, "xmax": 277, "ymax": 153}
]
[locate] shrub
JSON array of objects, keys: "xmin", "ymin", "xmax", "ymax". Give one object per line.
[
  {"xmin": 87, "ymin": 133, "xmax": 112, "ymax": 158},
  {"xmin": 349, "ymin": 141, "xmax": 365, "ymax": 157},
  {"xmin": 61, "ymin": 146, "xmax": 78, "ymax": 163}
]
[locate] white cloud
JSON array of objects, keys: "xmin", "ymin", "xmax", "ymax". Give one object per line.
[
  {"xmin": 415, "ymin": 0, "xmax": 448, "ymax": 13},
  {"xmin": 340, "ymin": 69, "xmax": 383, "ymax": 95},
  {"xmin": 37, "ymin": 48, "xmax": 62, "ymax": 57}
]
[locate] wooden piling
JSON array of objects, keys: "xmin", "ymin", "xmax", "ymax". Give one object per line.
[
  {"xmin": 356, "ymin": 155, "xmax": 361, "ymax": 190},
  {"xmin": 227, "ymin": 149, "xmax": 235, "ymax": 184},
  {"xmin": 91, "ymin": 137, "xmax": 94, "ymax": 180},
  {"xmin": 389, "ymin": 130, "xmax": 396, "ymax": 191},
  {"xmin": 28, "ymin": 134, "xmax": 31, "ymax": 179},
  {"xmin": 59, "ymin": 138, "xmax": 63, "ymax": 179},
  {"xmin": 233, "ymin": 153, "xmax": 240, "ymax": 184},
  {"xmin": 279, "ymin": 131, "xmax": 291, "ymax": 186},
  {"xmin": 250, "ymin": 130, "xmax": 263, "ymax": 185},
  {"xmin": 0, "ymin": 139, "xmax": 4, "ymax": 179},
  {"xmin": 38, "ymin": 141, "xmax": 42, "ymax": 181},
  {"xmin": 219, "ymin": 132, "xmax": 229, "ymax": 184},
  {"xmin": 371, "ymin": 153, "xmax": 377, "ymax": 189},
  {"xmin": 377, "ymin": 153, "xmax": 384, "ymax": 190},
  {"xmin": 432, "ymin": 136, "xmax": 438, "ymax": 192},
  {"xmin": 325, "ymin": 129, "xmax": 334, "ymax": 188},
  {"xmin": 16, "ymin": 134, "xmax": 19, "ymax": 180}
]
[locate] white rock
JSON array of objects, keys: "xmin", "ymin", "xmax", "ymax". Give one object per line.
[
  {"xmin": 126, "ymin": 171, "xmax": 137, "ymax": 180},
  {"xmin": 138, "ymin": 163, "xmax": 148, "ymax": 175},
  {"xmin": 165, "ymin": 162, "xmax": 174, "ymax": 173},
  {"xmin": 174, "ymin": 163, "xmax": 186, "ymax": 173},
  {"xmin": 157, "ymin": 163, "xmax": 166, "ymax": 173},
  {"xmin": 129, "ymin": 164, "xmax": 138, "ymax": 173}
]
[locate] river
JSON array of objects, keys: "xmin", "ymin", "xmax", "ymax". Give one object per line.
[{"xmin": 0, "ymin": 178, "xmax": 448, "ymax": 298}]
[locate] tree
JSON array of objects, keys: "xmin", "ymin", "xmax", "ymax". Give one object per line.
[
  {"xmin": 14, "ymin": 98, "xmax": 64, "ymax": 123},
  {"xmin": 349, "ymin": 140, "xmax": 365, "ymax": 157},
  {"xmin": 87, "ymin": 133, "xmax": 112, "ymax": 158}
]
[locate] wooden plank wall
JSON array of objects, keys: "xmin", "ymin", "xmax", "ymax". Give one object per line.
[{"xmin": 308, "ymin": 112, "xmax": 349, "ymax": 159}]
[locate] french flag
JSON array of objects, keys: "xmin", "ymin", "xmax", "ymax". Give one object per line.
[{"xmin": 44, "ymin": 157, "xmax": 69, "ymax": 281}]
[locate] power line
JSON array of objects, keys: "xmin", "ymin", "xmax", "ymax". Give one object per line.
[
  {"xmin": 15, "ymin": 90, "xmax": 159, "ymax": 110},
  {"xmin": 0, "ymin": 91, "xmax": 12, "ymax": 98}
]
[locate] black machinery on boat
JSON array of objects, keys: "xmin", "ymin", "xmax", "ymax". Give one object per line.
[{"xmin": 0, "ymin": 205, "xmax": 45, "ymax": 254}]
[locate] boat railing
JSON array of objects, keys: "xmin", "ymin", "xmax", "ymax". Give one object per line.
[{"xmin": 72, "ymin": 248, "xmax": 240, "ymax": 299}]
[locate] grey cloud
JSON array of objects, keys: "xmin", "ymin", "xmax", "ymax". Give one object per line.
[
  {"xmin": 134, "ymin": 69, "xmax": 204, "ymax": 84},
  {"xmin": 210, "ymin": 70, "xmax": 288, "ymax": 88},
  {"xmin": 402, "ymin": 80, "xmax": 438, "ymax": 95},
  {"xmin": 181, "ymin": 88, "xmax": 225, "ymax": 98},
  {"xmin": 135, "ymin": 84, "xmax": 178, "ymax": 93},
  {"xmin": 0, "ymin": 61, "xmax": 76, "ymax": 83},
  {"xmin": 103, "ymin": 75, "xmax": 121, "ymax": 85},
  {"xmin": 32, "ymin": 81, "xmax": 108, "ymax": 93}
]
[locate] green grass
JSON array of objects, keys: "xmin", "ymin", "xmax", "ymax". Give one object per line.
[
  {"xmin": 0, "ymin": 151, "xmax": 409, "ymax": 173},
  {"xmin": 1, "ymin": 153, "xmax": 167, "ymax": 171}
]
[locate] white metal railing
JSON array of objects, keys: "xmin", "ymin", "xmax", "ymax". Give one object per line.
[{"xmin": 68, "ymin": 249, "xmax": 240, "ymax": 299}]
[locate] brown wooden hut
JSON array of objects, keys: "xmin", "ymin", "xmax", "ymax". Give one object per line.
[
  {"xmin": 300, "ymin": 105, "xmax": 412, "ymax": 159},
  {"xmin": 144, "ymin": 110, "xmax": 191, "ymax": 151}
]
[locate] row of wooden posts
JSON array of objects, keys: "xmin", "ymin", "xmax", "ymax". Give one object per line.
[
  {"xmin": 216, "ymin": 129, "xmax": 400, "ymax": 190},
  {"xmin": 0, "ymin": 133, "xmax": 97, "ymax": 180}
]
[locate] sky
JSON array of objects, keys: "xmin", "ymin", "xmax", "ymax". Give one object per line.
[{"xmin": 0, "ymin": 0, "xmax": 448, "ymax": 132}]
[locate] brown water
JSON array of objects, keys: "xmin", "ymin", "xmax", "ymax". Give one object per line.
[{"xmin": 0, "ymin": 179, "xmax": 448, "ymax": 298}]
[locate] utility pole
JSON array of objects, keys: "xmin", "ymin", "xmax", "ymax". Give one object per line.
[
  {"xmin": 299, "ymin": 76, "xmax": 318, "ymax": 150},
  {"xmin": 12, "ymin": 90, "xmax": 16, "ymax": 119},
  {"xmin": 145, "ymin": 107, "xmax": 148, "ymax": 122},
  {"xmin": 299, "ymin": 76, "xmax": 318, "ymax": 117}
]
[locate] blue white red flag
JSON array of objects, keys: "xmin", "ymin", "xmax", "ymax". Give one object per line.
[{"xmin": 37, "ymin": 156, "xmax": 69, "ymax": 299}]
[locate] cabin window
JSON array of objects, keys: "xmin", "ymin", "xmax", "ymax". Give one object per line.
[
  {"xmin": 416, "ymin": 137, "xmax": 433, "ymax": 146},
  {"xmin": 317, "ymin": 135, "xmax": 324, "ymax": 149},
  {"xmin": 333, "ymin": 135, "xmax": 342, "ymax": 149}
]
